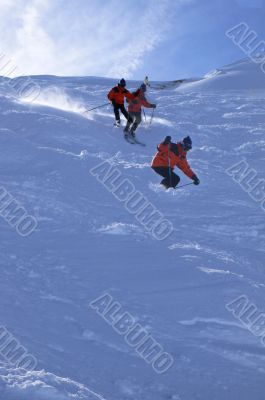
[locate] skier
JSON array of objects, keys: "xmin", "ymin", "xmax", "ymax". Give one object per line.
[
  {"xmin": 151, "ymin": 135, "xmax": 200, "ymax": 189},
  {"xmin": 144, "ymin": 76, "xmax": 150, "ymax": 87},
  {"xmin": 107, "ymin": 79, "xmax": 133, "ymax": 127},
  {"xmin": 124, "ymin": 83, "xmax": 156, "ymax": 139}
]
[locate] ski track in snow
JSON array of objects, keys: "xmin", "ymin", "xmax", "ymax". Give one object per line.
[{"xmin": 1, "ymin": 61, "xmax": 265, "ymax": 399}]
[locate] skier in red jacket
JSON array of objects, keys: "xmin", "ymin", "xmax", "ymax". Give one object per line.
[
  {"xmin": 124, "ymin": 84, "xmax": 156, "ymax": 138},
  {"xmin": 107, "ymin": 79, "xmax": 133, "ymax": 126},
  {"xmin": 151, "ymin": 136, "xmax": 200, "ymax": 188}
]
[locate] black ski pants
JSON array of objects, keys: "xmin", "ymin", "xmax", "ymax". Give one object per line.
[
  {"xmin": 113, "ymin": 103, "xmax": 132, "ymax": 123},
  {"xmin": 152, "ymin": 166, "xmax": 180, "ymax": 188}
]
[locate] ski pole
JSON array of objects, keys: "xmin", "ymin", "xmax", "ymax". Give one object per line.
[
  {"xmin": 85, "ymin": 102, "xmax": 109, "ymax": 113},
  {"xmin": 168, "ymin": 145, "xmax": 172, "ymax": 187},
  {"xmin": 150, "ymin": 108, "xmax": 155, "ymax": 125},
  {"xmin": 143, "ymin": 109, "xmax": 147, "ymax": 123},
  {"xmin": 175, "ymin": 183, "xmax": 194, "ymax": 190}
]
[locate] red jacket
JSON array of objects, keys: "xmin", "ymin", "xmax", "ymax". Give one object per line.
[
  {"xmin": 108, "ymin": 85, "xmax": 133, "ymax": 105},
  {"xmin": 128, "ymin": 89, "xmax": 153, "ymax": 113},
  {"xmin": 151, "ymin": 142, "xmax": 195, "ymax": 179},
  {"xmin": 151, "ymin": 143, "xmax": 175, "ymax": 168}
]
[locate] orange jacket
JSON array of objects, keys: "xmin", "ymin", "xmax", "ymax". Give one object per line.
[
  {"xmin": 107, "ymin": 85, "xmax": 133, "ymax": 105},
  {"xmin": 128, "ymin": 90, "xmax": 153, "ymax": 113},
  {"xmin": 151, "ymin": 143, "xmax": 175, "ymax": 168},
  {"xmin": 151, "ymin": 142, "xmax": 195, "ymax": 179}
]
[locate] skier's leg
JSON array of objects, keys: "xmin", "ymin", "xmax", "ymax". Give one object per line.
[
  {"xmin": 152, "ymin": 167, "xmax": 169, "ymax": 178},
  {"xmin": 120, "ymin": 104, "xmax": 131, "ymax": 122},
  {"xmin": 152, "ymin": 167, "xmax": 171, "ymax": 188},
  {"xmin": 163, "ymin": 168, "xmax": 175, "ymax": 188},
  {"xmin": 124, "ymin": 112, "xmax": 134, "ymax": 133},
  {"xmin": 113, "ymin": 104, "xmax": 120, "ymax": 124},
  {"xmin": 129, "ymin": 113, "xmax": 142, "ymax": 137},
  {"xmin": 170, "ymin": 172, "xmax": 180, "ymax": 188}
]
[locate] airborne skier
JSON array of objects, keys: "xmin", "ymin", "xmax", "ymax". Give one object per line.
[{"xmin": 151, "ymin": 136, "xmax": 200, "ymax": 189}]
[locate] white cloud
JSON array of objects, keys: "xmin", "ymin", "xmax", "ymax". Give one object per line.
[{"xmin": 0, "ymin": 0, "xmax": 178, "ymax": 78}]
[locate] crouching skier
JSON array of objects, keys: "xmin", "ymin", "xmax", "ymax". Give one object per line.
[
  {"xmin": 124, "ymin": 83, "xmax": 156, "ymax": 140},
  {"xmin": 107, "ymin": 79, "xmax": 133, "ymax": 127},
  {"xmin": 151, "ymin": 135, "xmax": 200, "ymax": 189}
]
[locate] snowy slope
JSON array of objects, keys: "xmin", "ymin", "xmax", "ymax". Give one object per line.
[
  {"xmin": 0, "ymin": 58, "xmax": 265, "ymax": 400},
  {"xmin": 179, "ymin": 57, "xmax": 265, "ymax": 91}
]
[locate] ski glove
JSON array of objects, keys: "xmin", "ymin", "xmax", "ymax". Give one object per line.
[
  {"xmin": 163, "ymin": 136, "xmax": 172, "ymax": 145},
  {"xmin": 151, "ymin": 104, "xmax": 157, "ymax": 108},
  {"xmin": 112, "ymin": 100, "xmax": 116, "ymax": 106},
  {"xmin": 192, "ymin": 175, "xmax": 200, "ymax": 185}
]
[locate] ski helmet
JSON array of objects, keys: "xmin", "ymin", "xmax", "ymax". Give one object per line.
[
  {"xmin": 182, "ymin": 136, "xmax": 192, "ymax": 150},
  {"xmin": 119, "ymin": 78, "xmax": 126, "ymax": 87},
  {"xmin": 140, "ymin": 83, "xmax": 146, "ymax": 92}
]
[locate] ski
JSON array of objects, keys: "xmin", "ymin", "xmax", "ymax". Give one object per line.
[
  {"xmin": 124, "ymin": 135, "xmax": 146, "ymax": 146},
  {"xmin": 133, "ymin": 138, "xmax": 146, "ymax": 147},
  {"xmin": 124, "ymin": 134, "xmax": 135, "ymax": 144}
]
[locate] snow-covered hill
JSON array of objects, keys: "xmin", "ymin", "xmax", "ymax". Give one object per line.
[
  {"xmin": 0, "ymin": 58, "xmax": 265, "ymax": 400},
  {"xmin": 179, "ymin": 57, "xmax": 265, "ymax": 91}
]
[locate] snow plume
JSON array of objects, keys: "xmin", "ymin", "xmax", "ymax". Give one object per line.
[{"xmin": 20, "ymin": 86, "xmax": 90, "ymax": 117}]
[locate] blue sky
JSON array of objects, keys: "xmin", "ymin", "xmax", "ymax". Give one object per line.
[{"xmin": 0, "ymin": 0, "xmax": 264, "ymax": 80}]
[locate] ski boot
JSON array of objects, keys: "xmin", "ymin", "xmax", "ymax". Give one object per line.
[{"xmin": 114, "ymin": 120, "xmax": 120, "ymax": 127}]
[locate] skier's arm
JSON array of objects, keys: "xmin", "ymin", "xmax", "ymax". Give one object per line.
[
  {"xmin": 141, "ymin": 96, "xmax": 156, "ymax": 109},
  {"xmin": 124, "ymin": 91, "xmax": 134, "ymax": 101},
  {"xmin": 176, "ymin": 156, "xmax": 195, "ymax": 179},
  {"xmin": 176, "ymin": 156, "xmax": 200, "ymax": 184},
  {"xmin": 157, "ymin": 143, "xmax": 169, "ymax": 153},
  {"xmin": 107, "ymin": 88, "xmax": 114, "ymax": 101}
]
